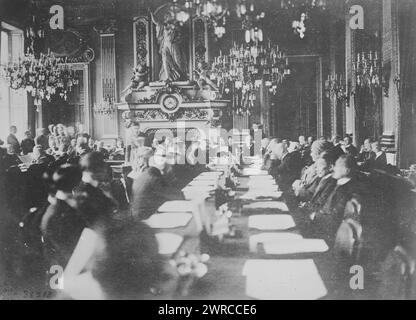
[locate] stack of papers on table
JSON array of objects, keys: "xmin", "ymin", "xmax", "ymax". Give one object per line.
[
  {"xmin": 155, "ymin": 233, "xmax": 184, "ymax": 256},
  {"xmin": 242, "ymin": 259, "xmax": 327, "ymax": 300},
  {"xmin": 144, "ymin": 213, "xmax": 193, "ymax": 229},
  {"xmin": 243, "ymin": 201, "xmax": 289, "ymax": 212},
  {"xmin": 240, "ymin": 191, "xmax": 283, "ymax": 201},
  {"xmin": 249, "ymin": 232, "xmax": 303, "ymax": 252},
  {"xmin": 158, "ymin": 201, "xmax": 195, "ymax": 213},
  {"xmin": 248, "ymin": 215, "xmax": 295, "ymax": 231}
]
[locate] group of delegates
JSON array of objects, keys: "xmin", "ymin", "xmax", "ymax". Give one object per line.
[
  {"xmin": 262, "ymin": 134, "xmax": 416, "ymax": 298},
  {"xmin": 0, "ymin": 123, "xmax": 197, "ymax": 299}
]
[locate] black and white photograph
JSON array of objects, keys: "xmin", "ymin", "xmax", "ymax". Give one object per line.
[{"xmin": 0, "ymin": 0, "xmax": 415, "ymax": 304}]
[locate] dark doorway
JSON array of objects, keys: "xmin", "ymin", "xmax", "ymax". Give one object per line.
[
  {"xmin": 42, "ymin": 69, "xmax": 85, "ymax": 129},
  {"xmin": 270, "ymin": 56, "xmax": 320, "ymax": 140}
]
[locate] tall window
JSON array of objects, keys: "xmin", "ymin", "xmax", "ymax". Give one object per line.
[{"xmin": 0, "ymin": 22, "xmax": 27, "ymax": 142}]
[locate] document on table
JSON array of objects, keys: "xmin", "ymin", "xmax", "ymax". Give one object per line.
[
  {"xmin": 188, "ymin": 180, "xmax": 217, "ymax": 187},
  {"xmin": 144, "ymin": 213, "xmax": 193, "ymax": 229},
  {"xmin": 242, "ymin": 259, "xmax": 327, "ymax": 300},
  {"xmin": 248, "ymin": 215, "xmax": 295, "ymax": 230},
  {"xmin": 249, "ymin": 232, "xmax": 303, "ymax": 252},
  {"xmin": 155, "ymin": 233, "xmax": 184, "ymax": 255},
  {"xmin": 243, "ymin": 201, "xmax": 289, "ymax": 212},
  {"xmin": 242, "ymin": 168, "xmax": 269, "ymax": 176},
  {"xmin": 254, "ymin": 238, "xmax": 329, "ymax": 255},
  {"xmin": 158, "ymin": 200, "xmax": 195, "ymax": 213},
  {"xmin": 240, "ymin": 191, "xmax": 283, "ymax": 200}
]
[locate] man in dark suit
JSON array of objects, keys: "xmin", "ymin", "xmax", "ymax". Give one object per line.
[
  {"xmin": 270, "ymin": 142, "xmax": 303, "ymax": 191},
  {"xmin": 370, "ymin": 141, "xmax": 387, "ymax": 171},
  {"xmin": 131, "ymin": 147, "xmax": 181, "ymax": 220},
  {"xmin": 21, "ymin": 131, "xmax": 35, "ymax": 155},
  {"xmin": 32, "ymin": 145, "xmax": 55, "ymax": 166},
  {"xmin": 35, "ymin": 128, "xmax": 49, "ymax": 151},
  {"xmin": 7, "ymin": 126, "xmax": 21, "ymax": 155},
  {"xmin": 342, "ymin": 136, "xmax": 358, "ymax": 159},
  {"xmin": 357, "ymin": 138, "xmax": 375, "ymax": 171},
  {"xmin": 329, "ymin": 135, "xmax": 345, "ymax": 163}
]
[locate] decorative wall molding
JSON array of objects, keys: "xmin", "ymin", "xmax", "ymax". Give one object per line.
[{"xmin": 133, "ymin": 16, "xmax": 151, "ymax": 68}]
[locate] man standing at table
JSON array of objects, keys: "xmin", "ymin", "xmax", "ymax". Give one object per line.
[
  {"xmin": 126, "ymin": 122, "xmax": 149, "ymax": 164},
  {"xmin": 7, "ymin": 126, "xmax": 21, "ymax": 155}
]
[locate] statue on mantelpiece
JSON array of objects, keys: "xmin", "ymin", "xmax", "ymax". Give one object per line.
[{"xmin": 150, "ymin": 4, "xmax": 189, "ymax": 82}]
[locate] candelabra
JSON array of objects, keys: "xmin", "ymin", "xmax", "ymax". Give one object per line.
[
  {"xmin": 325, "ymin": 74, "xmax": 349, "ymax": 103},
  {"xmin": 210, "ymin": 42, "xmax": 290, "ymax": 114},
  {"xmin": 353, "ymin": 51, "xmax": 381, "ymax": 90},
  {"xmin": 93, "ymin": 95, "xmax": 116, "ymax": 116}
]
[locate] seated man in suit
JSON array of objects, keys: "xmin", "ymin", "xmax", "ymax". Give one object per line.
[
  {"xmin": 342, "ymin": 136, "xmax": 358, "ymax": 159},
  {"xmin": 131, "ymin": 147, "xmax": 181, "ymax": 220},
  {"xmin": 311, "ymin": 155, "xmax": 366, "ymax": 246},
  {"xmin": 32, "ymin": 145, "xmax": 55, "ymax": 166},
  {"xmin": 357, "ymin": 138, "xmax": 375, "ymax": 171},
  {"xmin": 293, "ymin": 138, "xmax": 332, "ymax": 197},
  {"xmin": 297, "ymin": 152, "xmax": 334, "ymax": 203},
  {"xmin": 370, "ymin": 141, "xmax": 387, "ymax": 171},
  {"xmin": 269, "ymin": 142, "xmax": 302, "ymax": 191},
  {"xmin": 329, "ymin": 135, "xmax": 345, "ymax": 163},
  {"xmin": 75, "ymin": 152, "xmax": 118, "ymax": 229}
]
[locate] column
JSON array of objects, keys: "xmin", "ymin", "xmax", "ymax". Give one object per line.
[{"xmin": 381, "ymin": 0, "xmax": 400, "ymax": 165}]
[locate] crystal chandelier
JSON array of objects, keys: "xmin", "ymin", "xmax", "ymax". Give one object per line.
[
  {"xmin": 171, "ymin": 0, "xmax": 229, "ymax": 38},
  {"xmin": 210, "ymin": 42, "xmax": 290, "ymax": 114},
  {"xmin": 2, "ymin": 52, "xmax": 79, "ymax": 108}
]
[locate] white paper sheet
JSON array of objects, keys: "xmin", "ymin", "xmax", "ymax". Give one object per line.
[
  {"xmin": 155, "ymin": 233, "xmax": 184, "ymax": 255},
  {"xmin": 242, "ymin": 259, "xmax": 327, "ymax": 300},
  {"xmin": 188, "ymin": 180, "xmax": 217, "ymax": 187},
  {"xmin": 242, "ymin": 168, "xmax": 269, "ymax": 176},
  {"xmin": 249, "ymin": 232, "xmax": 303, "ymax": 252},
  {"xmin": 144, "ymin": 213, "xmax": 193, "ymax": 229},
  {"xmin": 240, "ymin": 191, "xmax": 283, "ymax": 201},
  {"xmin": 243, "ymin": 201, "xmax": 289, "ymax": 212},
  {"xmin": 258, "ymin": 239, "xmax": 329, "ymax": 255},
  {"xmin": 158, "ymin": 200, "xmax": 195, "ymax": 213},
  {"xmin": 248, "ymin": 215, "xmax": 295, "ymax": 230}
]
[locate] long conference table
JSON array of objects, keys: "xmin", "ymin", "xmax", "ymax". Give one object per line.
[{"xmin": 142, "ymin": 157, "xmax": 343, "ymax": 300}]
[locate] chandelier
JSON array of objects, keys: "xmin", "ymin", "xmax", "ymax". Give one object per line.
[
  {"xmin": 2, "ymin": 51, "xmax": 79, "ymax": 108},
  {"xmin": 170, "ymin": 0, "xmax": 229, "ymax": 38},
  {"xmin": 353, "ymin": 51, "xmax": 381, "ymax": 90},
  {"xmin": 93, "ymin": 95, "xmax": 116, "ymax": 116},
  {"xmin": 210, "ymin": 42, "xmax": 290, "ymax": 114}
]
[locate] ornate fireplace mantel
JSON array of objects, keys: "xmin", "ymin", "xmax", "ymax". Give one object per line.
[{"xmin": 117, "ymin": 81, "xmax": 229, "ymax": 133}]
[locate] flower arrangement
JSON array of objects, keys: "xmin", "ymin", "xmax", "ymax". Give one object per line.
[{"xmin": 170, "ymin": 252, "xmax": 210, "ymax": 296}]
